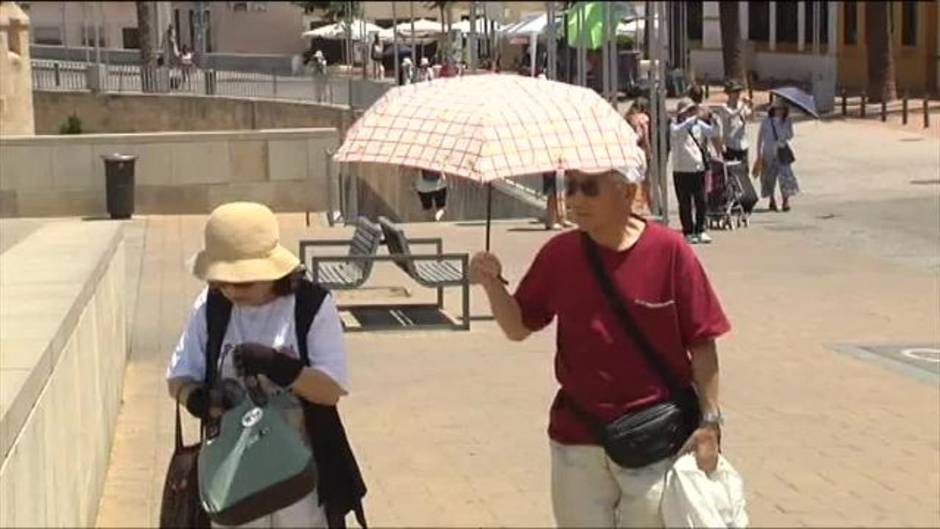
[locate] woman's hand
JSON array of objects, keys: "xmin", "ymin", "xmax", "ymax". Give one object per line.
[{"xmin": 233, "ymin": 342, "xmax": 304, "ymax": 387}]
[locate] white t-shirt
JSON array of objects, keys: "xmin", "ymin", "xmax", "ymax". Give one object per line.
[
  {"xmin": 715, "ymin": 102, "xmax": 751, "ymax": 151},
  {"xmin": 166, "ymin": 288, "xmax": 348, "ymax": 392},
  {"xmin": 415, "ymin": 171, "xmax": 447, "ymax": 194},
  {"xmin": 669, "ymin": 117, "xmax": 717, "ymax": 173}
]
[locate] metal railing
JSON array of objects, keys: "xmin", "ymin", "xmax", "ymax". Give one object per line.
[{"xmin": 30, "ymin": 59, "xmax": 392, "ymax": 109}]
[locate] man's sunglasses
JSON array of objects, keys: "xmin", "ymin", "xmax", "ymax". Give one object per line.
[{"xmin": 565, "ymin": 177, "xmax": 600, "ymax": 198}]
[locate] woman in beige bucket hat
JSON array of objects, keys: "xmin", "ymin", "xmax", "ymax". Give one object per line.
[{"xmin": 166, "ymin": 202, "xmax": 359, "ymax": 527}]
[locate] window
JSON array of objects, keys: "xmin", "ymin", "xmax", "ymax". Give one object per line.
[
  {"xmin": 844, "ymin": 1, "xmax": 857, "ymax": 44},
  {"xmin": 122, "ymin": 27, "xmax": 139, "ymax": 49},
  {"xmin": 749, "ymin": 2, "xmax": 770, "ymax": 42},
  {"xmin": 776, "ymin": 1, "xmax": 798, "ymax": 43},
  {"xmin": 803, "ymin": 2, "xmax": 829, "ymax": 45},
  {"xmin": 229, "ymin": 2, "xmax": 266, "ymax": 13},
  {"xmin": 901, "ymin": 1, "xmax": 917, "ymax": 46},
  {"xmin": 33, "ymin": 26, "xmax": 63, "ymax": 45},
  {"xmin": 686, "ymin": 1, "xmax": 702, "ymax": 41},
  {"xmin": 230, "ymin": 1, "xmax": 248, "ymax": 11},
  {"xmin": 82, "ymin": 26, "xmax": 106, "ymax": 47}
]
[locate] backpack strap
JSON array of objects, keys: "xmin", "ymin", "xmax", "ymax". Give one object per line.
[
  {"xmin": 205, "ymin": 288, "xmax": 233, "ymax": 389},
  {"xmin": 294, "ymin": 279, "xmax": 368, "ymax": 529}
]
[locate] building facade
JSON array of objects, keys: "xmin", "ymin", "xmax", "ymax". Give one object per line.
[{"xmin": 688, "ymin": 1, "xmax": 939, "ymax": 98}]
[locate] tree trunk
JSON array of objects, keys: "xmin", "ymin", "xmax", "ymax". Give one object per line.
[
  {"xmin": 865, "ymin": 1, "xmax": 896, "ymax": 102},
  {"xmin": 136, "ymin": 1, "xmax": 157, "ymax": 92},
  {"xmin": 719, "ymin": 1, "xmax": 744, "ymax": 83}
]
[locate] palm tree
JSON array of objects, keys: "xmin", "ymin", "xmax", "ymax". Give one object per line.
[
  {"xmin": 135, "ymin": 1, "xmax": 157, "ymax": 92},
  {"xmin": 718, "ymin": 1, "xmax": 744, "ymax": 83},
  {"xmin": 425, "ymin": 1, "xmax": 455, "ymax": 59},
  {"xmin": 865, "ymin": 1, "xmax": 896, "ymax": 102}
]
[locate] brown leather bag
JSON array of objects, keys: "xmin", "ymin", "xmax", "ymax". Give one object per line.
[{"xmin": 159, "ymin": 394, "xmax": 211, "ymax": 528}]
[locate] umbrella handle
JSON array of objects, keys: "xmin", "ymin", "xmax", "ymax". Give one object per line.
[{"xmin": 485, "ymin": 183, "xmax": 509, "ymax": 285}]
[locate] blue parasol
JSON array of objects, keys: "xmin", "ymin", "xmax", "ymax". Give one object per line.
[{"xmin": 770, "ymin": 86, "xmax": 820, "ymax": 119}]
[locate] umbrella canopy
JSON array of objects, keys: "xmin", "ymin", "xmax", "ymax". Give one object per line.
[
  {"xmin": 334, "ymin": 74, "xmax": 645, "ymax": 182},
  {"xmin": 395, "ymin": 18, "xmax": 446, "ymax": 38},
  {"xmin": 501, "ymin": 13, "xmax": 553, "ymax": 36},
  {"xmin": 383, "ymin": 43, "xmax": 414, "ymax": 58},
  {"xmin": 302, "ymin": 20, "xmax": 384, "ymax": 41},
  {"xmin": 770, "ymin": 86, "xmax": 820, "ymax": 118}
]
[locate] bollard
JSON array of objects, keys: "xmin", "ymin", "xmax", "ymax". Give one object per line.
[
  {"xmin": 54, "ymin": 62, "xmax": 61, "ymax": 87},
  {"xmin": 704, "ymin": 78, "xmax": 710, "ymax": 99},
  {"xmin": 902, "ymin": 93, "xmax": 908, "ymax": 125},
  {"xmin": 881, "ymin": 98, "xmax": 887, "ymax": 122},
  {"xmin": 925, "ymin": 98, "xmax": 931, "ymax": 128},
  {"xmin": 841, "ymin": 89, "xmax": 847, "ymax": 116},
  {"xmin": 272, "ymin": 69, "xmax": 278, "ymax": 98},
  {"xmin": 861, "ymin": 92, "xmax": 867, "ymax": 118}
]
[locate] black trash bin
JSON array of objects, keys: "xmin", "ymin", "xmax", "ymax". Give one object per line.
[{"xmin": 102, "ymin": 153, "xmax": 137, "ymax": 219}]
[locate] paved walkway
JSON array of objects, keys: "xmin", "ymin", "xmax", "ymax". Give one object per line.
[{"xmin": 94, "ymin": 117, "xmax": 940, "ymax": 527}]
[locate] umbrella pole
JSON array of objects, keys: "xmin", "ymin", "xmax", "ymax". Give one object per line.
[{"xmin": 485, "ymin": 182, "xmax": 493, "ymax": 251}]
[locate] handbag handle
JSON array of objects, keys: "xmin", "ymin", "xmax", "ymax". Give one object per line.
[{"xmin": 580, "ymin": 231, "xmax": 682, "ymax": 397}]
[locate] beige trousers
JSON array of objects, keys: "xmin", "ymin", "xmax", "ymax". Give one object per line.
[
  {"xmin": 550, "ymin": 441, "xmax": 671, "ymax": 528},
  {"xmin": 212, "ymin": 488, "xmax": 327, "ymax": 529}
]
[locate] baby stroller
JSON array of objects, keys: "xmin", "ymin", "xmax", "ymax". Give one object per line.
[{"xmin": 706, "ymin": 159, "xmax": 752, "ymax": 230}]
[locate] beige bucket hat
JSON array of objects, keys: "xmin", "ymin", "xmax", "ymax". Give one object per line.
[{"xmin": 191, "ymin": 202, "xmax": 300, "ymax": 283}]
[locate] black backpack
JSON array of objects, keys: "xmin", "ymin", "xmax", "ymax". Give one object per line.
[{"xmin": 205, "ymin": 280, "xmax": 367, "ymax": 528}]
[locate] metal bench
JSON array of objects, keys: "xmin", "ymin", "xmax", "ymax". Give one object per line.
[
  {"xmin": 299, "ymin": 216, "xmax": 384, "ymax": 290},
  {"xmin": 378, "ymin": 216, "xmax": 471, "ymax": 330}
]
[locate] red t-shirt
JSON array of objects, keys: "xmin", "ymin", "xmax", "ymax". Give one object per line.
[{"xmin": 513, "ymin": 222, "xmax": 731, "ymax": 445}]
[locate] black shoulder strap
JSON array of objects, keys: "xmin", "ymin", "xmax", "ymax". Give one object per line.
[
  {"xmin": 579, "ymin": 231, "xmax": 682, "ymax": 396},
  {"xmin": 294, "ymin": 279, "xmax": 329, "ymax": 365},
  {"xmin": 205, "ymin": 288, "xmax": 233, "ymax": 388},
  {"xmin": 294, "ymin": 279, "xmax": 368, "ymax": 529},
  {"xmin": 687, "ymin": 126, "xmax": 710, "ymax": 163}
]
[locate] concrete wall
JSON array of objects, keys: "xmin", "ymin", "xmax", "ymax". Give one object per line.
[
  {"xmin": 353, "ymin": 163, "xmax": 543, "ymax": 223},
  {"xmin": 0, "ymin": 128, "xmax": 339, "ymax": 217},
  {"xmin": 1, "ymin": 1, "xmax": 35, "ymax": 136},
  {"xmin": 31, "ymin": 90, "xmax": 350, "ymax": 135},
  {"xmin": 0, "ymin": 221, "xmax": 126, "ymax": 527}
]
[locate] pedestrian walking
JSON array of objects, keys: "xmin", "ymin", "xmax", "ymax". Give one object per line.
[
  {"xmin": 626, "ymin": 97, "xmax": 653, "ymax": 214},
  {"xmin": 165, "ymin": 202, "xmax": 366, "ymax": 528},
  {"xmin": 417, "ymin": 57, "xmax": 435, "ymax": 82},
  {"xmin": 416, "ymin": 169, "xmax": 448, "ymax": 221},
  {"xmin": 310, "ymin": 50, "xmax": 330, "ymax": 103},
  {"xmin": 756, "ymin": 98, "xmax": 799, "ymax": 212},
  {"xmin": 542, "ymin": 169, "xmax": 573, "ymax": 230},
  {"xmin": 370, "ymin": 34, "xmax": 385, "ymax": 80},
  {"xmin": 670, "ymin": 98, "xmax": 718, "ymax": 244},
  {"xmin": 469, "ymin": 168, "xmax": 729, "ymax": 529},
  {"xmin": 715, "ymin": 80, "xmax": 753, "ymax": 166},
  {"xmin": 401, "ymin": 56, "xmax": 415, "ymax": 85}
]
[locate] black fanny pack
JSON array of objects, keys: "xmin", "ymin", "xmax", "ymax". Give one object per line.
[
  {"xmin": 564, "ymin": 386, "xmax": 699, "ymax": 469},
  {"xmin": 574, "ymin": 231, "xmax": 702, "ymax": 469}
]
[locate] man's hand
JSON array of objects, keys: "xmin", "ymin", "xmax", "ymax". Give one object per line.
[
  {"xmin": 680, "ymin": 425, "xmax": 720, "ymax": 473},
  {"xmin": 469, "ymin": 252, "xmax": 503, "ymax": 286}
]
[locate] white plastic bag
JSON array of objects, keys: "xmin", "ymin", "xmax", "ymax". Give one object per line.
[{"xmin": 661, "ymin": 453, "xmax": 749, "ymax": 528}]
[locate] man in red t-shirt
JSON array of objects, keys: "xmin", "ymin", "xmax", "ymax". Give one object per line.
[{"xmin": 470, "ymin": 168, "xmax": 730, "ymax": 527}]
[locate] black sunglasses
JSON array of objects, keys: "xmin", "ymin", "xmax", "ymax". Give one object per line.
[{"xmin": 565, "ymin": 177, "xmax": 601, "ymax": 197}]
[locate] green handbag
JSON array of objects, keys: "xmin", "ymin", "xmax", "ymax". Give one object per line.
[{"xmin": 198, "ymin": 376, "xmax": 317, "ymax": 526}]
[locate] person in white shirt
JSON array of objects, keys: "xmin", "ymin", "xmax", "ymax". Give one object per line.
[
  {"xmin": 417, "ymin": 57, "xmax": 435, "ymax": 82},
  {"xmin": 415, "ymin": 169, "xmax": 448, "ymax": 221},
  {"xmin": 714, "ymin": 80, "xmax": 753, "ymax": 165},
  {"xmin": 670, "ymin": 98, "xmax": 718, "ymax": 244},
  {"xmin": 166, "ymin": 202, "xmax": 350, "ymax": 527}
]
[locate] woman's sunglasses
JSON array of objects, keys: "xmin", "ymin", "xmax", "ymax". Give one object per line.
[{"xmin": 565, "ymin": 177, "xmax": 601, "ymax": 198}]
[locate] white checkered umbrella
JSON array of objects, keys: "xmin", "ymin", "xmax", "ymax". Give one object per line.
[
  {"xmin": 334, "ymin": 74, "xmax": 645, "ymax": 255},
  {"xmin": 334, "ymin": 74, "xmax": 645, "ymax": 182}
]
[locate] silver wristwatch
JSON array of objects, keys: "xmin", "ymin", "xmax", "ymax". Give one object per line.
[{"xmin": 701, "ymin": 411, "xmax": 724, "ymax": 426}]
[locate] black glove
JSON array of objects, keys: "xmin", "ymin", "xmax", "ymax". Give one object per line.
[
  {"xmin": 184, "ymin": 385, "xmax": 210, "ymax": 419},
  {"xmin": 183, "ymin": 383, "xmax": 242, "ymax": 419},
  {"xmin": 233, "ymin": 342, "xmax": 304, "ymax": 388}
]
